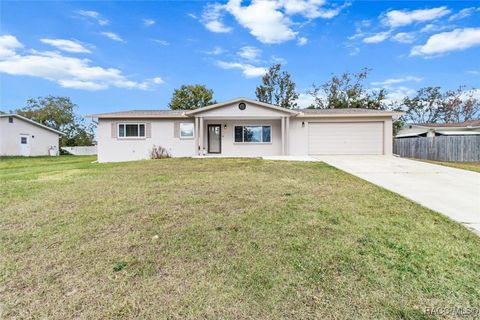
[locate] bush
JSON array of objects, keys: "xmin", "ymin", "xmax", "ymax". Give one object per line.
[{"xmin": 150, "ymin": 145, "xmax": 171, "ymax": 159}]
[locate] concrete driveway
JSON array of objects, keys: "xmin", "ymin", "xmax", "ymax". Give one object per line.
[{"xmin": 314, "ymin": 156, "xmax": 480, "ymax": 235}]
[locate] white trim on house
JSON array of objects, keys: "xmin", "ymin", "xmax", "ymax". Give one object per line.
[
  {"xmin": 232, "ymin": 124, "xmax": 272, "ymax": 144},
  {"xmin": 436, "ymin": 131, "xmax": 480, "ymax": 136},
  {"xmin": 117, "ymin": 123, "xmax": 146, "ymax": 139},
  {"xmin": 179, "ymin": 122, "xmax": 194, "ymax": 139},
  {"xmin": 185, "ymin": 97, "xmax": 299, "ymax": 116},
  {"xmin": 396, "ymin": 122, "xmax": 480, "ymax": 138}
]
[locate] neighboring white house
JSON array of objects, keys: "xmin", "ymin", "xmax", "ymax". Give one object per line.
[
  {"xmin": 0, "ymin": 114, "xmax": 63, "ymax": 156},
  {"xmin": 396, "ymin": 120, "xmax": 480, "ymax": 138},
  {"xmin": 91, "ymin": 98, "xmax": 402, "ymax": 163}
]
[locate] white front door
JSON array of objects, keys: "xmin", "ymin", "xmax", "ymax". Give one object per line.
[{"xmin": 19, "ymin": 134, "xmax": 30, "ymax": 156}]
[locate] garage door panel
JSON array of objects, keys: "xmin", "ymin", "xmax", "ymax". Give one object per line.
[{"xmin": 308, "ymin": 122, "xmax": 383, "ymax": 155}]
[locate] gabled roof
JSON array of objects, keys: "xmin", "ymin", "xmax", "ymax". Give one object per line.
[
  {"xmin": 88, "ymin": 99, "xmax": 403, "ymax": 120},
  {"xmin": 185, "ymin": 97, "xmax": 299, "ymax": 115},
  {"xmin": 1, "ymin": 114, "xmax": 64, "ymax": 135}
]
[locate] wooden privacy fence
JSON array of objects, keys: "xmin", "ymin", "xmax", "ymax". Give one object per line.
[{"xmin": 393, "ymin": 136, "xmax": 480, "ymax": 162}]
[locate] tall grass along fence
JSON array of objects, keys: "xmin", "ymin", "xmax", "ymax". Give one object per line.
[{"xmin": 394, "ymin": 136, "xmax": 480, "ymax": 162}]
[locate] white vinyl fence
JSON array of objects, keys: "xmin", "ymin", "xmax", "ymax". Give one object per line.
[{"xmin": 61, "ymin": 146, "xmax": 97, "ymax": 155}]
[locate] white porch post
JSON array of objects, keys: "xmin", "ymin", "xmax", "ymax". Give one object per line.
[
  {"xmin": 194, "ymin": 116, "xmax": 199, "ymax": 155},
  {"xmin": 281, "ymin": 117, "xmax": 285, "ymax": 155},
  {"xmin": 285, "ymin": 116, "xmax": 290, "ymax": 155},
  {"xmin": 199, "ymin": 117, "xmax": 204, "ymax": 156}
]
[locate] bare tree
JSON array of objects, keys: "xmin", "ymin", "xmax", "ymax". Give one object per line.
[
  {"xmin": 400, "ymin": 86, "xmax": 480, "ymax": 123},
  {"xmin": 442, "ymin": 86, "xmax": 480, "ymax": 122},
  {"xmin": 255, "ymin": 64, "xmax": 298, "ymax": 109},
  {"xmin": 307, "ymin": 68, "xmax": 386, "ymax": 109}
]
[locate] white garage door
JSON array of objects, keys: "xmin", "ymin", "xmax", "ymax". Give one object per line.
[{"xmin": 308, "ymin": 122, "xmax": 384, "ymax": 155}]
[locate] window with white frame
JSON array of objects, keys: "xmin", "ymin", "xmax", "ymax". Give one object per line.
[
  {"xmin": 234, "ymin": 125, "xmax": 271, "ymax": 143},
  {"xmin": 180, "ymin": 122, "xmax": 194, "ymax": 139},
  {"xmin": 118, "ymin": 123, "xmax": 145, "ymax": 138}
]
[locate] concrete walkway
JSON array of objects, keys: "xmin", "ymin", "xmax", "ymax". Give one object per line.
[{"xmin": 313, "ymin": 155, "xmax": 480, "ymax": 235}]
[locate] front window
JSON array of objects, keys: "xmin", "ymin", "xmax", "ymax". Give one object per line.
[
  {"xmin": 180, "ymin": 123, "xmax": 194, "ymax": 139},
  {"xmin": 234, "ymin": 125, "xmax": 271, "ymax": 143},
  {"xmin": 21, "ymin": 137, "xmax": 27, "ymax": 144},
  {"xmin": 118, "ymin": 123, "xmax": 145, "ymax": 138}
]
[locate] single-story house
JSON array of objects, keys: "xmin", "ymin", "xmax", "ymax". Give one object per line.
[
  {"xmin": 0, "ymin": 114, "xmax": 63, "ymax": 156},
  {"xmin": 396, "ymin": 120, "xmax": 480, "ymax": 138},
  {"xmin": 91, "ymin": 98, "xmax": 401, "ymax": 163}
]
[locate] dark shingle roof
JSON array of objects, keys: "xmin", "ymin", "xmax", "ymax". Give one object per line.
[
  {"xmin": 297, "ymin": 108, "xmax": 403, "ymax": 117},
  {"xmin": 90, "ymin": 109, "xmax": 187, "ymax": 118},
  {"xmin": 90, "ymin": 106, "xmax": 402, "ymax": 119},
  {"xmin": 298, "ymin": 108, "xmax": 400, "ymax": 115}
]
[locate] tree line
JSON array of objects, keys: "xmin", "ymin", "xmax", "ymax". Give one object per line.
[
  {"xmin": 9, "ymin": 96, "xmax": 95, "ymax": 147},
  {"xmin": 169, "ymin": 64, "xmax": 479, "ymax": 127},
  {"xmin": 6, "ymin": 64, "xmax": 478, "ymax": 146}
]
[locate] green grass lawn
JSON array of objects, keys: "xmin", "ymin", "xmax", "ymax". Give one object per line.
[
  {"xmin": 1, "ymin": 156, "xmax": 479, "ymax": 319},
  {"xmin": 423, "ymin": 160, "xmax": 480, "ymax": 173}
]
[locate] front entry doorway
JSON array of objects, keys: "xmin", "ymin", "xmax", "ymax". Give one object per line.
[{"xmin": 208, "ymin": 124, "xmax": 221, "ymax": 154}]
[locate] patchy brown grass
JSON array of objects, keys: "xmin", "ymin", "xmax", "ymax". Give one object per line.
[
  {"xmin": 422, "ymin": 160, "xmax": 480, "ymax": 173},
  {"xmin": 1, "ymin": 156, "xmax": 479, "ymax": 319}
]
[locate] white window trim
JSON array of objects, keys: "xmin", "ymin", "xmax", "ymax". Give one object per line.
[
  {"xmin": 233, "ymin": 125, "xmax": 272, "ymax": 144},
  {"xmin": 179, "ymin": 122, "xmax": 195, "ymax": 140},
  {"xmin": 117, "ymin": 123, "xmax": 146, "ymax": 139}
]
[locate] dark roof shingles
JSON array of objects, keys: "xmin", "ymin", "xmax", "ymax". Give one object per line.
[
  {"xmin": 298, "ymin": 108, "xmax": 395, "ymax": 114},
  {"xmin": 93, "ymin": 109, "xmax": 185, "ymax": 117}
]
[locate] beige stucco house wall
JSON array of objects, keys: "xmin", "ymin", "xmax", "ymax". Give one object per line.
[
  {"xmin": 97, "ymin": 118, "xmax": 195, "ymax": 162},
  {"xmin": 93, "ymin": 98, "xmax": 400, "ymax": 163},
  {"xmin": 0, "ymin": 115, "xmax": 62, "ymax": 156}
]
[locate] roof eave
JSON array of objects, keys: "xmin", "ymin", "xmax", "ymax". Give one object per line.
[
  {"xmin": 185, "ymin": 97, "xmax": 299, "ymax": 116},
  {"xmin": 89, "ymin": 114, "xmax": 188, "ymax": 119},
  {"xmin": 412, "ymin": 124, "xmax": 480, "ymax": 130},
  {"xmin": 297, "ymin": 112, "xmax": 403, "ymax": 118},
  {"xmin": 2, "ymin": 114, "xmax": 65, "ymax": 135}
]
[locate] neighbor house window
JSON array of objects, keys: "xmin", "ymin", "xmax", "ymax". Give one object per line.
[
  {"xmin": 9, "ymin": 117, "xmax": 13, "ymax": 123},
  {"xmin": 21, "ymin": 137, "xmax": 27, "ymax": 144},
  {"xmin": 118, "ymin": 123, "xmax": 145, "ymax": 138},
  {"xmin": 180, "ymin": 123, "xmax": 194, "ymax": 139},
  {"xmin": 234, "ymin": 125, "xmax": 271, "ymax": 143}
]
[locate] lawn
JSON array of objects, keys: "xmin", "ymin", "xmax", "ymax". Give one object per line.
[
  {"xmin": 1, "ymin": 156, "xmax": 479, "ymax": 319},
  {"xmin": 423, "ymin": 160, "xmax": 480, "ymax": 173}
]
